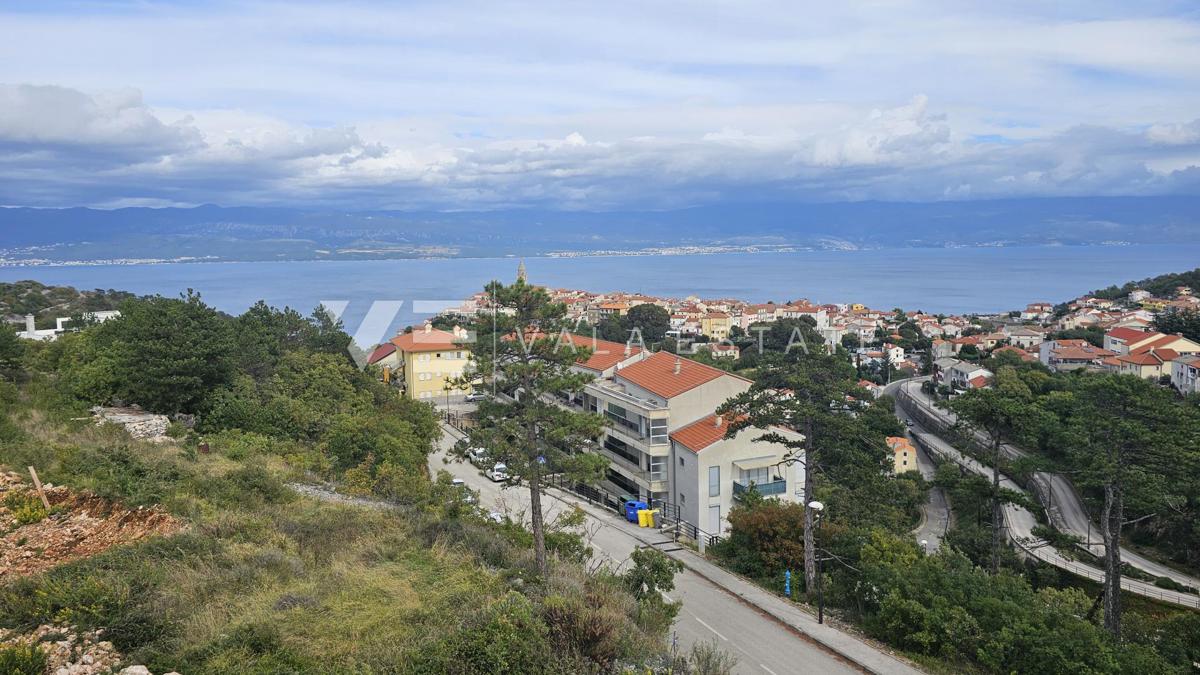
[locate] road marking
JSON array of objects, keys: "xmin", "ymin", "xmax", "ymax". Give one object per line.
[
  {"xmin": 760, "ymin": 665, "xmax": 779, "ymax": 675},
  {"xmin": 693, "ymin": 616, "xmax": 728, "ymax": 641}
]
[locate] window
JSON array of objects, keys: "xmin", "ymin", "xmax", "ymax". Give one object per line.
[
  {"xmin": 740, "ymin": 466, "xmax": 769, "ymax": 486},
  {"xmin": 708, "ymin": 466, "xmax": 720, "ymax": 497},
  {"xmin": 648, "ymin": 418, "xmax": 668, "ymax": 445},
  {"xmin": 679, "ymin": 457, "xmax": 685, "ymax": 467},
  {"xmin": 650, "ymin": 456, "xmax": 667, "ymax": 482}
]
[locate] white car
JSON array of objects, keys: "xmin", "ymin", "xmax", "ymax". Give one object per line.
[
  {"xmin": 450, "ymin": 478, "xmax": 476, "ymax": 503},
  {"xmin": 468, "ymin": 447, "xmax": 490, "ymax": 467},
  {"xmin": 487, "ymin": 463, "xmax": 510, "ymax": 482}
]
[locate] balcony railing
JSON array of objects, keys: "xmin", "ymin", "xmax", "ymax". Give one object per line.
[
  {"xmin": 587, "ymin": 379, "xmax": 667, "ymax": 411},
  {"xmin": 733, "ymin": 479, "xmax": 787, "ymax": 496}
]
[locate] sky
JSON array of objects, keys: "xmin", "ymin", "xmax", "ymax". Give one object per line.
[{"xmin": 1, "ymin": 0, "xmax": 1199, "ymax": 211}]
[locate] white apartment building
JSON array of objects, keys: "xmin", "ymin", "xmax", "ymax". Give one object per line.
[
  {"xmin": 670, "ymin": 413, "xmax": 803, "ymax": 536},
  {"xmin": 565, "ymin": 350, "xmax": 753, "ymax": 505}
]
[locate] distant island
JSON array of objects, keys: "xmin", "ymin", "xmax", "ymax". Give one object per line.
[{"xmin": 2, "ymin": 195, "xmax": 1198, "ymax": 266}]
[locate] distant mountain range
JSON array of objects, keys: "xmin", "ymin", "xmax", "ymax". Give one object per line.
[{"xmin": 2, "ymin": 196, "xmax": 1199, "ymax": 264}]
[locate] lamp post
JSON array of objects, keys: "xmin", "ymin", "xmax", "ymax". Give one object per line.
[
  {"xmin": 442, "ymin": 381, "xmax": 452, "ymax": 423},
  {"xmin": 920, "ymin": 539, "xmax": 929, "ymax": 554},
  {"xmin": 808, "ymin": 500, "xmax": 825, "ymax": 624}
]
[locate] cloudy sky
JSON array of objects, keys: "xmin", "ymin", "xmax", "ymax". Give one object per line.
[{"xmin": 1, "ymin": 0, "xmax": 1199, "ymax": 210}]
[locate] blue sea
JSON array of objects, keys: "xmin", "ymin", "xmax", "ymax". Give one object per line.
[{"xmin": 2, "ymin": 245, "xmax": 1197, "ymax": 338}]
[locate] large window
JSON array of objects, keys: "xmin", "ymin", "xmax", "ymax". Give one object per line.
[
  {"xmin": 649, "ymin": 456, "xmax": 667, "ymax": 482},
  {"xmin": 603, "ymin": 435, "xmax": 641, "ymax": 466},
  {"xmin": 606, "ymin": 403, "xmax": 642, "ymax": 436},
  {"xmin": 739, "ymin": 466, "xmax": 770, "ymax": 486},
  {"xmin": 708, "ymin": 466, "xmax": 720, "ymax": 497}
]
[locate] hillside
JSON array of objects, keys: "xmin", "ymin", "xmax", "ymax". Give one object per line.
[
  {"xmin": 3, "ymin": 196, "xmax": 1200, "ymax": 263},
  {"xmin": 1088, "ymin": 268, "xmax": 1200, "ymax": 301},
  {"xmin": 0, "ymin": 290, "xmax": 694, "ymax": 674},
  {"xmin": 0, "ymin": 280, "xmax": 134, "ymax": 329}
]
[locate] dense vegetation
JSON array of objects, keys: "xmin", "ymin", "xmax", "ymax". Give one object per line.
[
  {"xmin": 0, "ymin": 280, "xmax": 134, "ymax": 329},
  {"xmin": 708, "ymin": 345, "xmax": 1200, "ymax": 673},
  {"xmin": 0, "ymin": 290, "xmax": 691, "ymax": 673},
  {"xmin": 1089, "ymin": 267, "xmax": 1200, "ymax": 301}
]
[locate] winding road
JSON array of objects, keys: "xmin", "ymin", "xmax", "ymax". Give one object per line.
[{"xmin": 891, "ymin": 379, "xmax": 1200, "ymax": 609}]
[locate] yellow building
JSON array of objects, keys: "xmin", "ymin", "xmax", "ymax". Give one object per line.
[
  {"xmin": 381, "ymin": 324, "xmax": 472, "ymax": 401},
  {"xmin": 886, "ymin": 436, "xmax": 918, "ymax": 475},
  {"xmin": 700, "ymin": 312, "xmax": 731, "ymax": 340}
]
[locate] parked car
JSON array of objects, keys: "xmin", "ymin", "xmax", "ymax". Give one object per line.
[
  {"xmin": 487, "ymin": 463, "xmax": 510, "ymax": 482},
  {"xmin": 468, "ymin": 447, "xmax": 490, "ymax": 467},
  {"xmin": 905, "ymin": 418, "xmax": 914, "ymax": 428},
  {"xmin": 450, "ymin": 478, "xmax": 476, "ymax": 504},
  {"xmin": 465, "ymin": 392, "xmax": 486, "ymax": 402}
]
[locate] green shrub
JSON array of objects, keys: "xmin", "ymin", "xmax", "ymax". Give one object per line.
[
  {"xmin": 3, "ymin": 491, "xmax": 47, "ymax": 526},
  {"xmin": 0, "ymin": 644, "xmax": 48, "ymax": 675}
]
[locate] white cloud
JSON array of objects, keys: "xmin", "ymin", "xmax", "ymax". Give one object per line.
[{"xmin": 0, "ymin": 1, "xmax": 1197, "ymax": 208}]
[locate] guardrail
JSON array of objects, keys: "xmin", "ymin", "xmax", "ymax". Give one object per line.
[{"xmin": 896, "ymin": 397, "xmax": 1200, "ymax": 610}]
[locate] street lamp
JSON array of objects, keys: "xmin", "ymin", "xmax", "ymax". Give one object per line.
[
  {"xmin": 442, "ymin": 381, "xmax": 452, "ymax": 423},
  {"xmin": 920, "ymin": 539, "xmax": 929, "ymax": 554},
  {"xmin": 808, "ymin": 500, "xmax": 825, "ymax": 624}
]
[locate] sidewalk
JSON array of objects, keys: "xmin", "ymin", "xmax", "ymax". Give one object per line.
[{"xmin": 540, "ymin": 483, "xmax": 926, "ymax": 675}]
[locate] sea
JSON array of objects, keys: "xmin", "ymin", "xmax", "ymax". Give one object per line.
[{"xmin": 2, "ymin": 244, "xmax": 1198, "ymax": 340}]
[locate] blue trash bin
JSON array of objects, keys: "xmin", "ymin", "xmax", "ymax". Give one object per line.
[{"xmin": 625, "ymin": 500, "xmax": 648, "ymax": 522}]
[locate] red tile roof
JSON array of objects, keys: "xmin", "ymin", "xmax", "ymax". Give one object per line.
[
  {"xmin": 561, "ymin": 334, "xmax": 642, "ymax": 372},
  {"xmin": 616, "ymin": 351, "xmax": 747, "ymax": 399},
  {"xmin": 391, "ymin": 327, "xmax": 464, "ymax": 352},
  {"xmin": 1119, "ymin": 352, "xmax": 1164, "ymax": 366},
  {"xmin": 671, "ymin": 414, "xmax": 740, "ymax": 453},
  {"xmin": 969, "ymin": 375, "xmax": 990, "ymax": 388},
  {"xmin": 366, "ymin": 343, "xmax": 397, "ymax": 364},
  {"xmin": 1106, "ymin": 327, "xmax": 1152, "ymax": 343}
]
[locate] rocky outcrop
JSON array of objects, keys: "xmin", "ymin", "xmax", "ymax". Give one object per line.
[{"xmin": 91, "ymin": 406, "xmax": 171, "ymax": 440}]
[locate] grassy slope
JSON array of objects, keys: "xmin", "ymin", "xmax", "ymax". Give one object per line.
[{"xmin": 0, "ymin": 388, "xmax": 539, "ymax": 673}]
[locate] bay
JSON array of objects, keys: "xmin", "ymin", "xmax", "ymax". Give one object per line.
[{"xmin": 2, "ymin": 245, "xmax": 1197, "ymax": 340}]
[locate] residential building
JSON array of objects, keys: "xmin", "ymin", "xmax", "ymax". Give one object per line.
[
  {"xmin": 13, "ymin": 310, "xmax": 121, "ymax": 341},
  {"xmin": 886, "ymin": 436, "xmax": 918, "ymax": 475},
  {"xmin": 568, "ymin": 351, "xmax": 753, "ymax": 506},
  {"xmin": 939, "ymin": 359, "xmax": 993, "ymax": 390},
  {"xmin": 1038, "ymin": 339, "xmax": 1117, "ymax": 371},
  {"xmin": 700, "ymin": 312, "xmax": 732, "ymax": 340},
  {"xmin": 375, "ymin": 323, "xmax": 472, "ymax": 401},
  {"xmin": 1170, "ymin": 355, "xmax": 1200, "ymax": 395},
  {"xmin": 670, "ymin": 413, "xmax": 803, "ymax": 535}
]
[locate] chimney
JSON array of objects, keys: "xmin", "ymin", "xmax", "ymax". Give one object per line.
[
  {"xmin": 624, "ymin": 343, "xmax": 631, "ymax": 357},
  {"xmin": 714, "ymin": 414, "xmax": 723, "ymax": 427},
  {"xmin": 452, "ymin": 325, "xmax": 463, "ymax": 338},
  {"xmin": 24, "ymin": 314, "xmax": 35, "ymax": 335},
  {"xmin": 673, "ymin": 357, "xmax": 681, "ymax": 375},
  {"xmin": 424, "ymin": 322, "xmax": 432, "ymax": 334}
]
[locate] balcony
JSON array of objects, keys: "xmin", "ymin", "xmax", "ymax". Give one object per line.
[
  {"xmin": 588, "ymin": 378, "xmax": 667, "ymax": 412},
  {"xmin": 733, "ymin": 479, "xmax": 787, "ymax": 497}
]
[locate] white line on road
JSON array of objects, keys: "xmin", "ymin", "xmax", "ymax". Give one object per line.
[
  {"xmin": 760, "ymin": 665, "xmax": 779, "ymax": 675},
  {"xmin": 693, "ymin": 616, "xmax": 728, "ymax": 641}
]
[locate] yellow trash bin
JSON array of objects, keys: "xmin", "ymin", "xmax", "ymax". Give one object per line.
[
  {"xmin": 646, "ymin": 509, "xmax": 657, "ymax": 528},
  {"xmin": 637, "ymin": 509, "xmax": 649, "ymax": 527}
]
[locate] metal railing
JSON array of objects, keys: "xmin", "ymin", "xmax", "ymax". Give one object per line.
[{"xmin": 733, "ymin": 479, "xmax": 787, "ymax": 496}]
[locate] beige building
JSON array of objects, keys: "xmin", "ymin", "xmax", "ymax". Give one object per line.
[{"xmin": 369, "ymin": 324, "xmax": 472, "ymax": 401}]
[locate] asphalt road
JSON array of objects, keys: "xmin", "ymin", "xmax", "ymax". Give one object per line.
[
  {"xmin": 899, "ymin": 380, "xmax": 1200, "ymax": 591},
  {"xmin": 895, "ymin": 383, "xmax": 1200, "ymax": 609},
  {"xmin": 428, "ymin": 430, "xmax": 863, "ymax": 675},
  {"xmin": 882, "ymin": 379, "xmax": 951, "ymax": 552}
]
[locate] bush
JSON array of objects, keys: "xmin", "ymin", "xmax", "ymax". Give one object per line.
[
  {"xmin": 3, "ymin": 491, "xmax": 47, "ymax": 526},
  {"xmin": 0, "ymin": 644, "xmax": 47, "ymax": 675}
]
